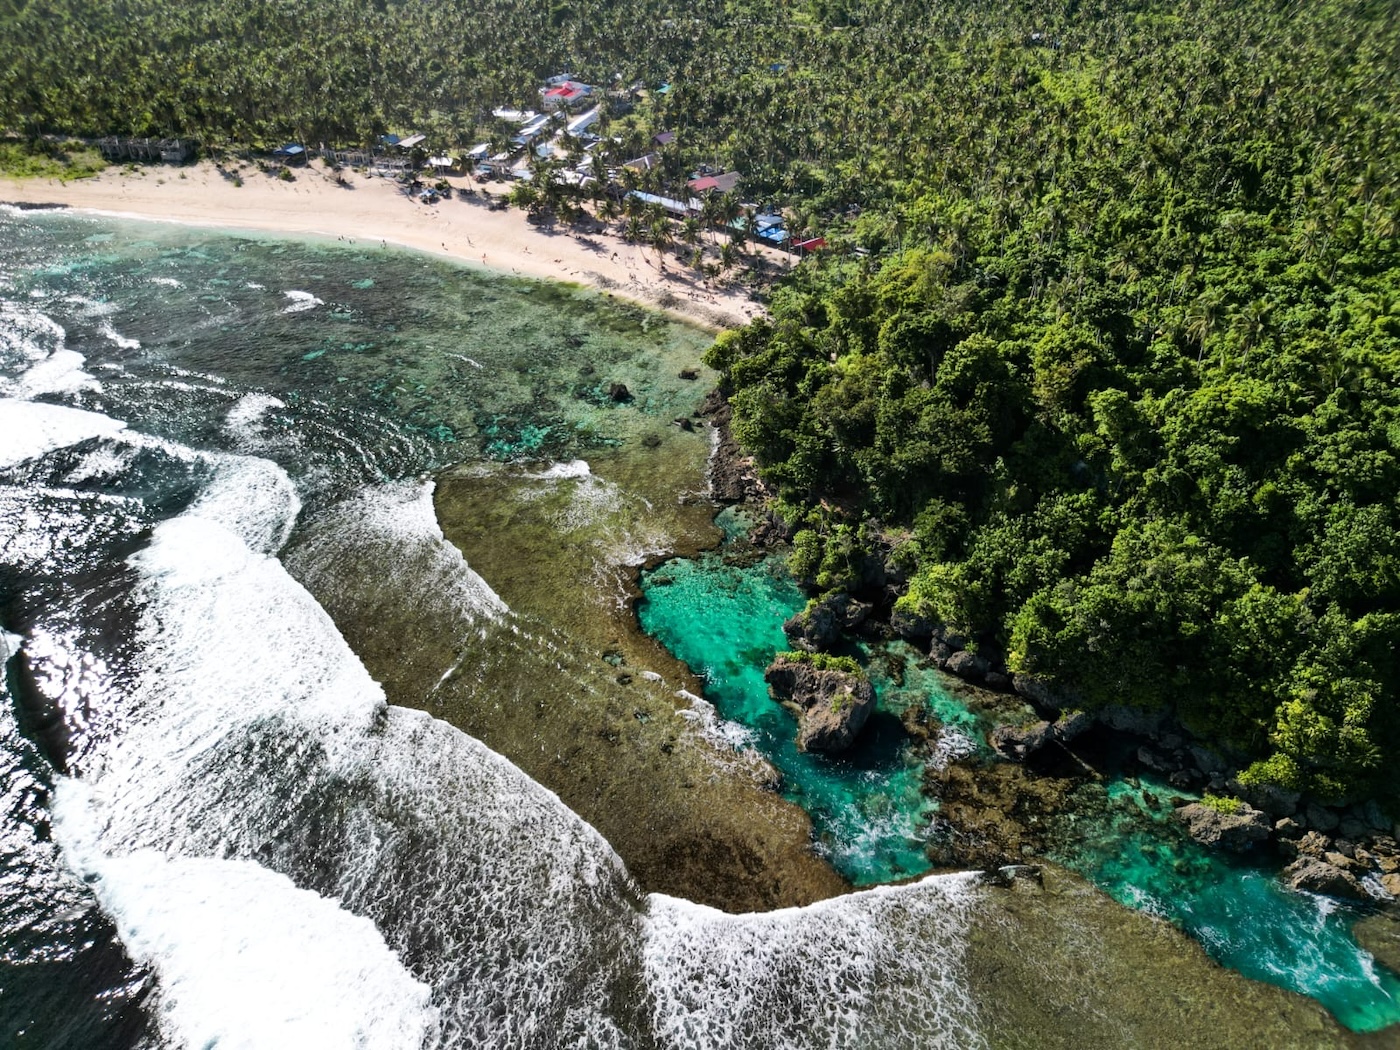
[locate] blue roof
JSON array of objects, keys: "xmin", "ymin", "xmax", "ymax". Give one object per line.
[
  {"xmin": 276, "ymin": 143, "xmax": 306, "ymax": 155},
  {"xmin": 379, "ymin": 134, "xmax": 400, "ymax": 145}
]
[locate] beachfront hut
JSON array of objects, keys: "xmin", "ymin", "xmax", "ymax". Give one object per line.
[
  {"xmin": 272, "ymin": 143, "xmax": 307, "ymax": 164},
  {"xmin": 627, "ymin": 190, "xmax": 702, "ymax": 218},
  {"xmin": 467, "ymin": 143, "xmax": 490, "ymax": 161},
  {"xmin": 428, "ymin": 155, "xmax": 462, "ymax": 174},
  {"xmin": 491, "ymin": 108, "xmax": 538, "ymax": 125},
  {"xmin": 625, "ymin": 152, "xmax": 662, "ymax": 173},
  {"xmin": 396, "ymin": 134, "xmax": 427, "ymax": 151},
  {"xmin": 513, "ymin": 113, "xmax": 553, "ymax": 146},
  {"xmin": 686, "ymin": 171, "xmax": 741, "ymax": 195},
  {"xmin": 567, "ymin": 106, "xmax": 602, "ymax": 137}
]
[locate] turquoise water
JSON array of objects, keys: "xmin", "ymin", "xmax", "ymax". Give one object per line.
[
  {"xmin": 1049, "ymin": 778, "xmax": 1400, "ymax": 1033},
  {"xmin": 639, "ymin": 548, "xmax": 1400, "ymax": 1031},
  {"xmin": 638, "ymin": 550, "xmax": 961, "ymax": 886}
]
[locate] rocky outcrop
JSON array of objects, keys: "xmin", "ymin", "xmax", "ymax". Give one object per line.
[
  {"xmin": 764, "ymin": 655, "xmax": 874, "ymax": 754},
  {"xmin": 990, "ymin": 721, "xmax": 1055, "ymax": 762},
  {"xmin": 698, "ymin": 391, "xmax": 770, "ymax": 504},
  {"xmin": 782, "ymin": 596, "xmax": 843, "ymax": 653},
  {"xmin": 1173, "ymin": 801, "xmax": 1271, "ymax": 852},
  {"xmin": 1052, "ymin": 709, "xmax": 1094, "ymax": 743},
  {"xmin": 1282, "ymin": 855, "xmax": 1368, "ymax": 901},
  {"xmin": 1230, "ymin": 780, "xmax": 1301, "ymax": 819},
  {"xmin": 1011, "ymin": 674, "xmax": 1076, "ymax": 711},
  {"xmin": 945, "ymin": 649, "xmax": 990, "ymax": 682}
]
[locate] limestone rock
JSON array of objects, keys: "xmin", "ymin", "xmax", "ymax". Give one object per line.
[
  {"xmin": 1096, "ymin": 704, "xmax": 1169, "ymax": 738},
  {"xmin": 1283, "ymin": 856, "xmax": 1368, "ymax": 901},
  {"xmin": 1295, "ymin": 830, "xmax": 1331, "ymax": 857},
  {"xmin": 782, "ymin": 595, "xmax": 843, "ymax": 653},
  {"xmin": 990, "ymin": 721, "xmax": 1055, "ymax": 762},
  {"xmin": 984, "ymin": 670, "xmax": 1013, "ymax": 692},
  {"xmin": 890, "ymin": 606, "xmax": 936, "ymax": 642},
  {"xmin": 1188, "ymin": 744, "xmax": 1230, "ymax": 776},
  {"xmin": 1174, "ymin": 801, "xmax": 1271, "ymax": 852},
  {"xmin": 1053, "ymin": 709, "xmax": 1094, "ymax": 743},
  {"xmin": 764, "ymin": 655, "xmax": 874, "ymax": 755},
  {"xmin": 1232, "ymin": 780, "xmax": 1301, "ymax": 818},
  {"xmin": 1274, "ymin": 817, "xmax": 1304, "ymax": 840},
  {"xmin": 1303, "ymin": 802, "xmax": 1339, "ymax": 832},
  {"xmin": 945, "ymin": 649, "xmax": 990, "ymax": 682},
  {"xmin": 1011, "ymin": 675, "xmax": 1074, "ymax": 711}
]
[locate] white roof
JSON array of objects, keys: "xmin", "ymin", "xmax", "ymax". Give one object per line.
[
  {"xmin": 428, "ymin": 156, "xmax": 453, "ymax": 166},
  {"xmin": 397, "ymin": 133, "xmax": 426, "ymax": 148},
  {"xmin": 566, "ymin": 106, "xmax": 601, "ymax": 136},
  {"xmin": 467, "ymin": 143, "xmax": 490, "ymax": 158}
]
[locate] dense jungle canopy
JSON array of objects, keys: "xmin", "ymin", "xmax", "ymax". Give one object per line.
[{"xmin": 4, "ymin": 0, "xmax": 1400, "ymax": 799}]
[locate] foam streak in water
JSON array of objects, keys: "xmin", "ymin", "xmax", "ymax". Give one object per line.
[
  {"xmin": 53, "ymin": 782, "xmax": 440, "ymax": 1050},
  {"xmin": 0, "ymin": 399, "xmax": 127, "ymax": 468},
  {"xmin": 644, "ymin": 874, "xmax": 986, "ymax": 1050}
]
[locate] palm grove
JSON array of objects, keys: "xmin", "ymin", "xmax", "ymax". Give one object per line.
[{"xmin": 4, "ymin": 0, "xmax": 1399, "ymax": 802}]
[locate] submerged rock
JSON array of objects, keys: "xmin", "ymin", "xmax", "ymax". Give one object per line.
[
  {"xmin": 1173, "ymin": 801, "xmax": 1271, "ymax": 852},
  {"xmin": 764, "ymin": 655, "xmax": 874, "ymax": 754}
]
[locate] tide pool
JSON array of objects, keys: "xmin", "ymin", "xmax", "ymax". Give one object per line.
[
  {"xmin": 639, "ymin": 543, "xmax": 1400, "ymax": 1032},
  {"xmin": 638, "ymin": 550, "xmax": 946, "ymax": 885},
  {"xmin": 1048, "ymin": 778, "xmax": 1400, "ymax": 1033}
]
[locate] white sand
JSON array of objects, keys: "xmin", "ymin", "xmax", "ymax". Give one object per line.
[{"xmin": 4, "ymin": 160, "xmax": 781, "ymax": 331}]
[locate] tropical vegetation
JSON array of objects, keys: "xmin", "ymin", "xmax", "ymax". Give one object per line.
[{"xmin": 4, "ymin": 0, "xmax": 1399, "ymax": 800}]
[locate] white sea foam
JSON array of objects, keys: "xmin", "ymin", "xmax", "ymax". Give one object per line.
[
  {"xmin": 225, "ymin": 391, "xmax": 285, "ymax": 434},
  {"xmin": 282, "ymin": 290, "xmax": 324, "ymax": 313},
  {"xmin": 0, "ymin": 302, "xmax": 98, "ymax": 398},
  {"xmin": 0, "ymin": 399, "xmax": 127, "ymax": 468},
  {"xmin": 528, "ymin": 459, "xmax": 592, "ymax": 480},
  {"xmin": 187, "ymin": 454, "xmax": 301, "ymax": 555},
  {"xmin": 288, "ymin": 479, "xmax": 507, "ymax": 623},
  {"xmin": 43, "ymin": 468, "xmax": 646, "ymax": 1048},
  {"xmin": 62, "ymin": 443, "xmax": 136, "ymax": 485},
  {"xmin": 53, "ymin": 782, "xmax": 440, "ymax": 1050},
  {"xmin": 149, "ymin": 276, "xmax": 183, "ymax": 288},
  {"xmin": 644, "ymin": 873, "xmax": 986, "ymax": 1050},
  {"xmin": 12, "ymin": 348, "xmax": 98, "ymax": 398},
  {"xmin": 98, "ymin": 318, "xmax": 140, "ymax": 350}
]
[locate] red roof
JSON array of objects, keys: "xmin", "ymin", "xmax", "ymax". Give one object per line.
[
  {"xmin": 687, "ymin": 175, "xmax": 720, "ymax": 192},
  {"xmin": 545, "ymin": 84, "xmax": 585, "ymax": 99},
  {"xmin": 795, "ymin": 237, "xmax": 827, "ymax": 251}
]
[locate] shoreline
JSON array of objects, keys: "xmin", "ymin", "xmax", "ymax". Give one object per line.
[{"xmin": 2, "ymin": 159, "xmax": 775, "ymax": 332}]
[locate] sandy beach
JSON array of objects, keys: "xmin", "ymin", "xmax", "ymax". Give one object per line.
[{"xmin": 2, "ymin": 159, "xmax": 777, "ymax": 331}]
